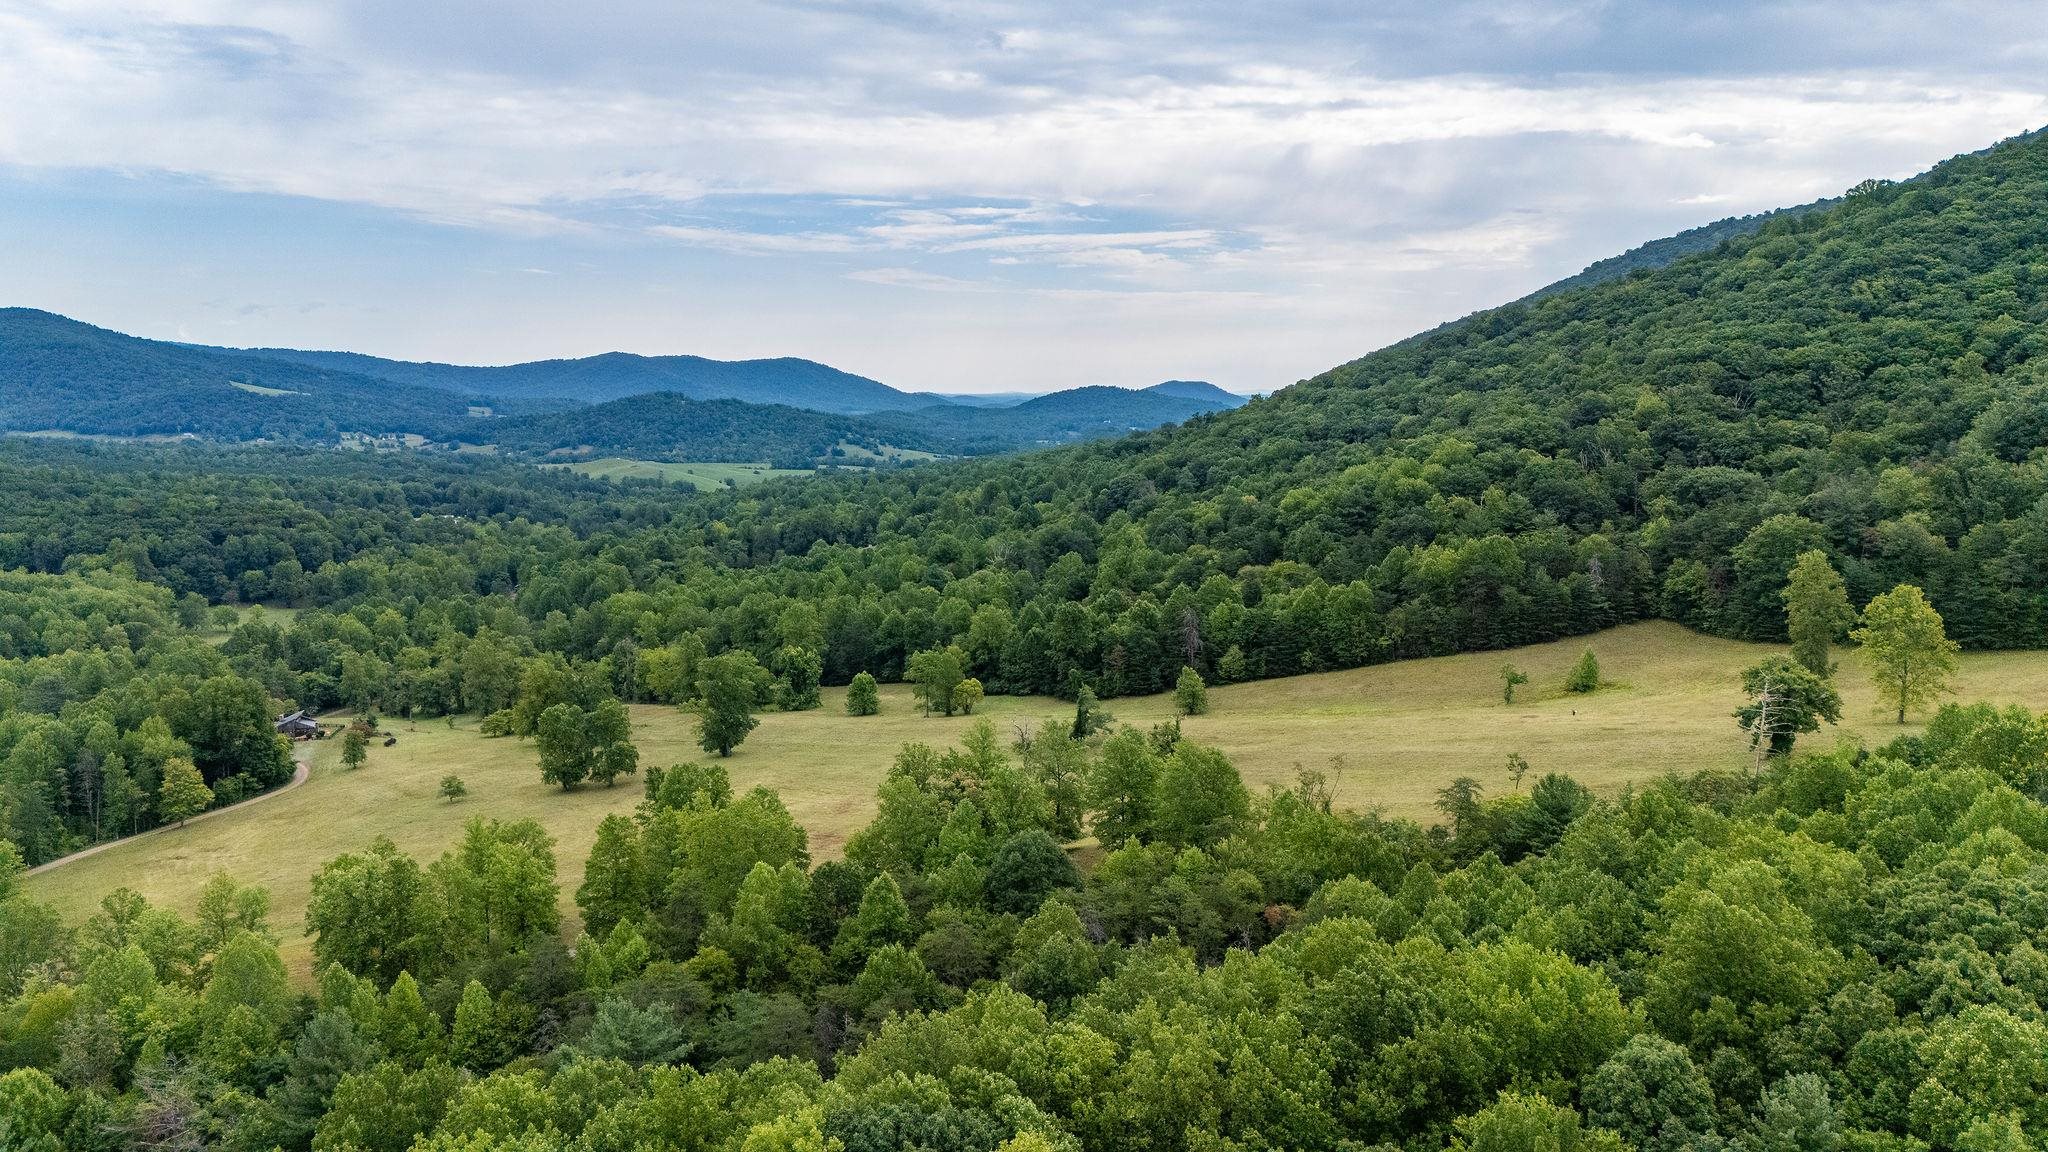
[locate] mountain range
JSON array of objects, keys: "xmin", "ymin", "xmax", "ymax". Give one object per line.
[
  {"xmin": 0, "ymin": 182, "xmax": 1908, "ymax": 461},
  {"xmin": 0, "ymin": 309, "xmax": 1254, "ymax": 459}
]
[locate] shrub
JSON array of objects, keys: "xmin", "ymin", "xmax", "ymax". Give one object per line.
[
  {"xmin": 846, "ymin": 672, "xmax": 880, "ymax": 716},
  {"xmin": 1566, "ymin": 650, "xmax": 1602, "ymax": 694}
]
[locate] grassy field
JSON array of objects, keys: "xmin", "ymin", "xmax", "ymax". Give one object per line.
[
  {"xmin": 558, "ymin": 458, "xmax": 812, "ymax": 489},
  {"xmin": 229, "ymin": 381, "xmax": 304, "ymax": 397},
  {"xmin": 27, "ymin": 622, "xmax": 2048, "ymax": 979},
  {"xmin": 832, "ymin": 441, "xmax": 941, "ymax": 463}
]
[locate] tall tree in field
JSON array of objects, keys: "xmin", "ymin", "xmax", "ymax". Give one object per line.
[
  {"xmin": 1071, "ymin": 683, "xmax": 1114, "ymax": 740},
  {"xmin": 1852, "ymin": 584, "xmax": 1960, "ymax": 723},
  {"xmin": 158, "ymin": 757, "xmax": 212, "ymax": 827},
  {"xmin": 906, "ymin": 646, "xmax": 966, "ymax": 716},
  {"xmin": 1736, "ymin": 656, "xmax": 1843, "ymax": 761},
  {"xmin": 696, "ymin": 652, "xmax": 761, "ymax": 757},
  {"xmin": 1783, "ymin": 550, "xmax": 1855, "ymax": 678},
  {"xmin": 773, "ymin": 645, "xmax": 823, "ymax": 711},
  {"xmin": 340, "ymin": 729, "xmax": 368, "ymax": 772},
  {"xmin": 584, "ymin": 699, "xmax": 639, "ymax": 787},
  {"xmin": 1174, "ymin": 667, "xmax": 1209, "ymax": 716},
  {"xmin": 534, "ymin": 703, "xmax": 592, "ymax": 790}
]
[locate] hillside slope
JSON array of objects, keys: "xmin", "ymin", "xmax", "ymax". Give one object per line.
[
  {"xmin": 620, "ymin": 126, "xmax": 2048, "ymax": 696},
  {"xmin": 0, "ymin": 309, "xmax": 481, "ymax": 439},
  {"xmin": 864, "ymin": 384, "xmax": 1241, "ymax": 453},
  {"xmin": 465, "ymin": 381, "xmax": 1243, "ymax": 461},
  {"xmin": 473, "ymin": 392, "xmax": 945, "ymax": 466}
]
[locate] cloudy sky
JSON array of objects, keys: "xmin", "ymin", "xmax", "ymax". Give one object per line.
[{"xmin": 3, "ymin": 2, "xmax": 2045, "ymax": 394}]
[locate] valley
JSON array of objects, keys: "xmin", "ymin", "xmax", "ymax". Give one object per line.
[
  {"xmin": 3, "ymin": 97, "xmax": 2048, "ymax": 1152},
  {"xmin": 28, "ymin": 621, "xmax": 2048, "ymax": 980}
]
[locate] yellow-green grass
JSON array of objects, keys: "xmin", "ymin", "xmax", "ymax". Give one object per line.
[
  {"xmin": 27, "ymin": 622, "xmax": 2048, "ymax": 980},
  {"xmin": 557, "ymin": 458, "xmax": 811, "ymax": 489}
]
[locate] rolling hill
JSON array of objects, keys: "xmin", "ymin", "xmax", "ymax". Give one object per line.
[
  {"xmin": 561, "ymin": 124, "xmax": 2048, "ymax": 699},
  {"xmin": 0, "ymin": 310, "xmax": 1247, "ymax": 453},
  {"xmin": 0, "ymin": 308, "xmax": 483, "ymax": 440},
  {"xmin": 1141, "ymin": 379, "xmax": 1249, "ymax": 407},
  {"xmin": 473, "ymin": 392, "xmax": 941, "ymax": 467},
  {"xmin": 470, "ymin": 382, "xmax": 1242, "ymax": 463},
  {"xmin": 223, "ymin": 344, "xmax": 917, "ymax": 414},
  {"xmin": 862, "ymin": 384, "xmax": 1245, "ymax": 454}
]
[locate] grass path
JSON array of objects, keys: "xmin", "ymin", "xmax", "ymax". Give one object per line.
[{"xmin": 26, "ymin": 622, "xmax": 2048, "ymax": 980}]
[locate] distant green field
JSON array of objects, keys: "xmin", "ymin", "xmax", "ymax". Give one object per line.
[
  {"xmin": 30, "ymin": 621, "xmax": 2048, "ymax": 980},
  {"xmin": 832, "ymin": 440, "xmax": 940, "ymax": 463},
  {"xmin": 230, "ymin": 380, "xmax": 303, "ymax": 397},
  {"xmin": 558, "ymin": 458, "xmax": 812, "ymax": 489}
]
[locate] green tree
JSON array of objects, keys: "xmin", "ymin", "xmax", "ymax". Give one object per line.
[
  {"xmin": 1500, "ymin": 663, "xmax": 1528, "ymax": 704},
  {"xmin": 438, "ymin": 775, "xmax": 466, "ymax": 802},
  {"xmin": 845, "ymin": 671, "xmax": 880, "ymax": 716},
  {"xmin": 341, "ymin": 728, "xmax": 369, "ymax": 772},
  {"xmin": 447, "ymin": 979, "xmax": 499, "ymax": 1070},
  {"xmin": 1736, "ymin": 656, "xmax": 1843, "ymax": 759},
  {"xmin": 157, "ymin": 757, "xmax": 212, "ymax": 827},
  {"xmin": 1783, "ymin": 550, "xmax": 1855, "ymax": 678},
  {"xmin": 1150, "ymin": 741, "xmax": 1250, "ymax": 849},
  {"xmin": 774, "ymin": 645, "xmax": 823, "ymax": 711},
  {"xmin": 986, "ymin": 829, "xmax": 1080, "ymax": 914},
  {"xmin": 306, "ymin": 837, "xmax": 438, "ymax": 984},
  {"xmin": 1565, "ymin": 649, "xmax": 1601, "ymax": 694},
  {"xmin": 1071, "ymin": 683, "xmax": 1114, "ymax": 739},
  {"xmin": 315, "ymin": 1059, "xmax": 462, "ymax": 1152},
  {"xmin": 1216, "ymin": 644, "xmax": 1248, "ymax": 683},
  {"xmin": 1174, "ymin": 666, "xmax": 1209, "ymax": 716},
  {"xmin": 1086, "ymin": 730, "xmax": 1160, "ymax": 847},
  {"xmin": 1453, "ymin": 1093, "xmax": 1624, "ymax": 1152},
  {"xmin": 533, "ymin": 702, "xmax": 591, "ymax": 790},
  {"xmin": 695, "ymin": 652, "xmax": 763, "ymax": 756},
  {"xmin": 195, "ymin": 873, "xmax": 271, "ymax": 956},
  {"xmin": 907, "ymin": 645, "xmax": 967, "ymax": 716},
  {"xmin": 1852, "ymin": 584, "xmax": 1960, "ymax": 723},
  {"xmin": 955, "ymin": 677, "xmax": 984, "ymax": 715},
  {"xmin": 1583, "ymin": 1035, "xmax": 1718, "ymax": 1152},
  {"xmin": 575, "ymin": 814, "xmax": 645, "ymax": 938},
  {"xmin": 431, "ymin": 817, "xmax": 559, "ymax": 958},
  {"xmin": 584, "ymin": 699, "xmax": 638, "ymax": 787}
]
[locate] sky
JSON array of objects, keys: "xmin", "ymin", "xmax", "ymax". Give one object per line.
[{"xmin": 2, "ymin": 2, "xmax": 2046, "ymax": 395}]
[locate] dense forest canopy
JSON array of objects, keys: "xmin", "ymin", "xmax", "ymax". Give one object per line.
[{"xmin": 5, "ymin": 679, "xmax": 2048, "ymax": 1150}]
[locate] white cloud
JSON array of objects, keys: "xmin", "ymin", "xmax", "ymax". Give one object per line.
[
  {"xmin": 844, "ymin": 267, "xmax": 996, "ymax": 292},
  {"xmin": 0, "ymin": 0, "xmax": 2045, "ymax": 390}
]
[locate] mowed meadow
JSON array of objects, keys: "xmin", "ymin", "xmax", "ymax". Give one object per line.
[{"xmin": 27, "ymin": 621, "xmax": 2048, "ymax": 978}]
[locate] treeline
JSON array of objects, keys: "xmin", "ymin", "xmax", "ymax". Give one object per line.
[
  {"xmin": 5, "ymin": 699, "xmax": 2048, "ymax": 1149},
  {"xmin": 0, "ymin": 572, "xmax": 296, "ymax": 864}
]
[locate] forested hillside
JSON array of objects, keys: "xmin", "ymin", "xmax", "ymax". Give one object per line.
[
  {"xmin": 862, "ymin": 386, "xmax": 1244, "ymax": 454},
  {"xmin": 0, "ymin": 130, "xmax": 2043, "ymax": 718},
  {"xmin": 464, "ymin": 385, "xmax": 1240, "ymax": 464},
  {"xmin": 0, "ymin": 310, "xmax": 485, "ymax": 440},
  {"xmin": 470, "ymin": 394, "xmax": 938, "ymax": 468}
]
